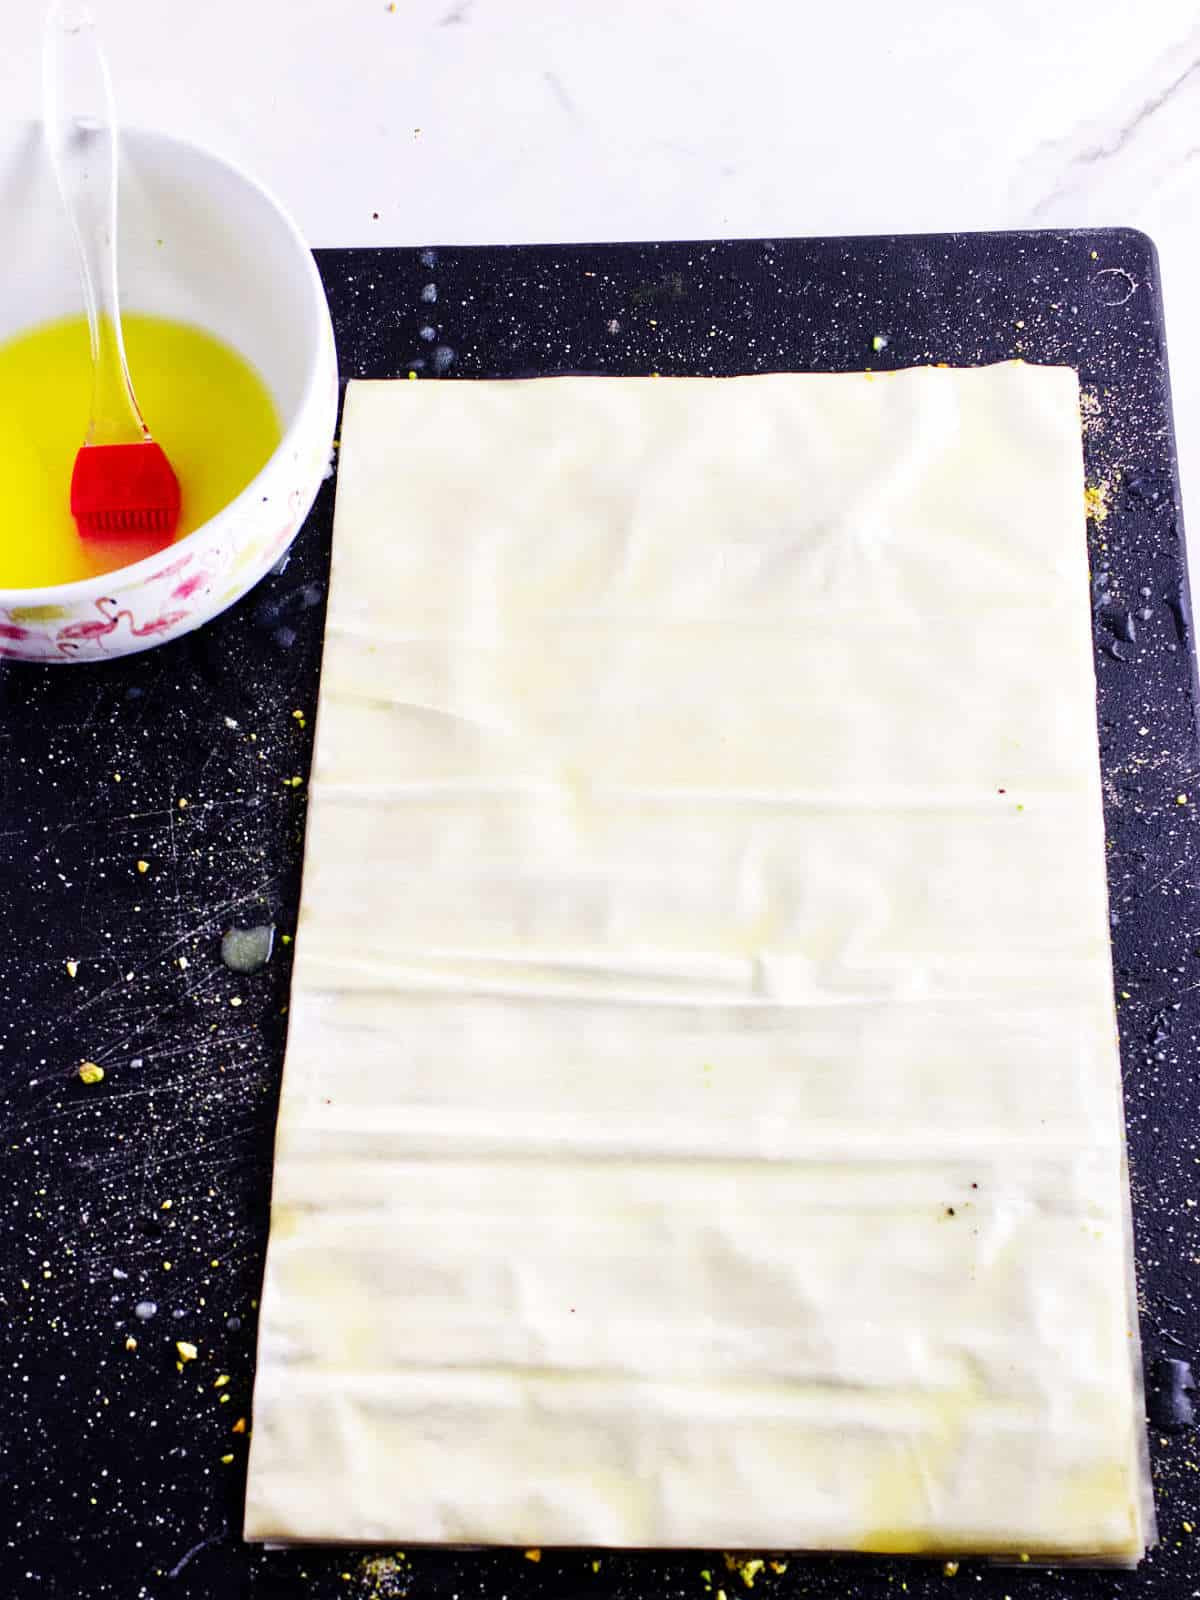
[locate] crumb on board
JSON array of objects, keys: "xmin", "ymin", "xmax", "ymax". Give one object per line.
[
  {"xmin": 359, "ymin": 1553, "xmax": 408, "ymax": 1593},
  {"xmin": 77, "ymin": 1062, "xmax": 104, "ymax": 1085},
  {"xmin": 524, "ymin": 1548, "xmax": 542, "ymax": 1562},
  {"xmin": 1084, "ymin": 480, "xmax": 1111, "ymax": 524},
  {"xmin": 723, "ymin": 1554, "xmax": 766, "ymax": 1588}
]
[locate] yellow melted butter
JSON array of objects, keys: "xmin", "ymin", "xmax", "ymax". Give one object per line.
[{"xmin": 0, "ymin": 313, "xmax": 281, "ymax": 589}]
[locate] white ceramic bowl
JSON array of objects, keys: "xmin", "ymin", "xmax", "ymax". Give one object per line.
[{"xmin": 0, "ymin": 124, "xmax": 337, "ymax": 662}]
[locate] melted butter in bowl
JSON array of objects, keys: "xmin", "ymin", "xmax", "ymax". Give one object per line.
[
  {"xmin": 0, "ymin": 123, "xmax": 337, "ymax": 660},
  {"xmin": 0, "ymin": 313, "xmax": 281, "ymax": 588}
]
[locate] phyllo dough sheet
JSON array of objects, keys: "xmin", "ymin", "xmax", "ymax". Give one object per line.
[{"xmin": 246, "ymin": 365, "xmax": 1151, "ymax": 1560}]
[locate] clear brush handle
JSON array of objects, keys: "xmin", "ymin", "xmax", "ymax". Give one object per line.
[{"xmin": 43, "ymin": 0, "xmax": 148, "ymax": 446}]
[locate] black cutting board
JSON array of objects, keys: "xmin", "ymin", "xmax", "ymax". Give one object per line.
[{"xmin": 3, "ymin": 231, "xmax": 1199, "ymax": 1600}]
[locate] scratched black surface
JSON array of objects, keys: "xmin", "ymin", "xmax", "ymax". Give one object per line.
[{"xmin": 3, "ymin": 230, "xmax": 1199, "ymax": 1600}]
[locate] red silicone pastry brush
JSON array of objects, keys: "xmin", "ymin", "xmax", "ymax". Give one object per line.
[{"xmin": 44, "ymin": 1, "xmax": 180, "ymax": 540}]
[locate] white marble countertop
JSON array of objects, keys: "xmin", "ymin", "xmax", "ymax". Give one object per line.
[{"xmin": 4, "ymin": 0, "xmax": 1199, "ymax": 538}]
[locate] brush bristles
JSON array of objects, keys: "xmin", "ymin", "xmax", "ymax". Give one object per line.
[
  {"xmin": 77, "ymin": 507, "xmax": 174, "ymax": 535},
  {"xmin": 70, "ymin": 441, "xmax": 182, "ymax": 541}
]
